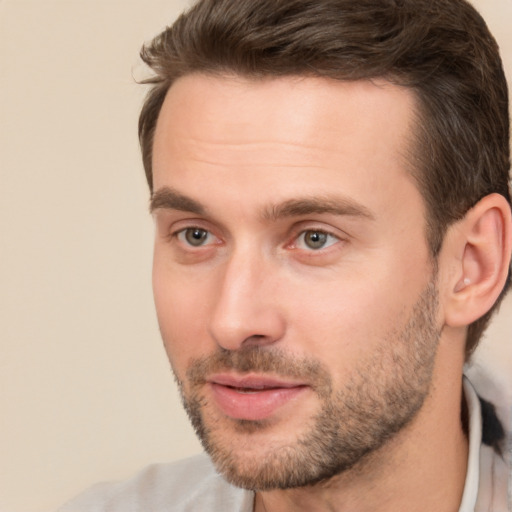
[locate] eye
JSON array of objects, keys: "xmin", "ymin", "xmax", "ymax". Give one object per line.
[
  {"xmin": 296, "ymin": 230, "xmax": 339, "ymax": 250},
  {"xmin": 177, "ymin": 227, "xmax": 214, "ymax": 247}
]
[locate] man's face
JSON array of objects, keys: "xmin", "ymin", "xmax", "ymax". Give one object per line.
[{"xmin": 151, "ymin": 75, "xmax": 441, "ymax": 489}]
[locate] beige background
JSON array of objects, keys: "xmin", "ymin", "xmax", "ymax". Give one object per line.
[{"xmin": 0, "ymin": 1, "xmax": 511, "ymax": 511}]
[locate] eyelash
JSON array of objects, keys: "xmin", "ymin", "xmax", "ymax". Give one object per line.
[
  {"xmin": 171, "ymin": 226, "xmax": 341, "ymax": 253},
  {"xmin": 172, "ymin": 227, "xmax": 218, "ymax": 247},
  {"xmin": 292, "ymin": 229, "xmax": 340, "ymax": 251}
]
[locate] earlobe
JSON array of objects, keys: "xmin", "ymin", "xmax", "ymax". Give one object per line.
[{"xmin": 444, "ymin": 193, "xmax": 512, "ymax": 328}]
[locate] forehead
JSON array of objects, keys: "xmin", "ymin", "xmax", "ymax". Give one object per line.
[
  {"xmin": 154, "ymin": 73, "xmax": 417, "ymax": 158},
  {"xmin": 152, "ymin": 74, "xmax": 421, "ymax": 225}
]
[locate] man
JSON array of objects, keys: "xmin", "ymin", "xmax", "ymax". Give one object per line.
[{"xmin": 59, "ymin": 0, "xmax": 511, "ymax": 510}]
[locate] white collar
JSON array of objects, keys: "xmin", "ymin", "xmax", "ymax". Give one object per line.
[{"xmin": 458, "ymin": 376, "xmax": 482, "ymax": 512}]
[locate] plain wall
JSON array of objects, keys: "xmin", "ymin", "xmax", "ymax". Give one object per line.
[{"xmin": 0, "ymin": 1, "xmax": 511, "ymax": 511}]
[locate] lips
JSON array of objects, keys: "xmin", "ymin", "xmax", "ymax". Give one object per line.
[{"xmin": 207, "ymin": 374, "xmax": 308, "ymax": 421}]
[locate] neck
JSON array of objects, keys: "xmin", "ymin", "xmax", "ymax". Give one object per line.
[{"xmin": 255, "ymin": 351, "xmax": 468, "ymax": 512}]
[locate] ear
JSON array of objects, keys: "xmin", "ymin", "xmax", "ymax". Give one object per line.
[{"xmin": 442, "ymin": 193, "xmax": 512, "ymax": 328}]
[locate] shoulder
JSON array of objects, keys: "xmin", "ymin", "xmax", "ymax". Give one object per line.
[
  {"xmin": 57, "ymin": 454, "xmax": 253, "ymax": 512},
  {"xmin": 463, "ymin": 371, "xmax": 511, "ymax": 511}
]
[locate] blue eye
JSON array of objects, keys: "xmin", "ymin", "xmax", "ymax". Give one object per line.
[
  {"xmin": 178, "ymin": 228, "xmax": 212, "ymax": 247},
  {"xmin": 297, "ymin": 230, "xmax": 338, "ymax": 250}
]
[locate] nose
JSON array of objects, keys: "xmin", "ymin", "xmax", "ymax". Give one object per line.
[{"xmin": 208, "ymin": 250, "xmax": 286, "ymax": 351}]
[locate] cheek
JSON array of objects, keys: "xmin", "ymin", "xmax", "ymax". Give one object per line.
[
  {"xmin": 152, "ymin": 258, "xmax": 213, "ymax": 375},
  {"xmin": 289, "ymin": 289, "xmax": 381, "ymax": 366},
  {"xmin": 286, "ymin": 265, "xmax": 418, "ymax": 378}
]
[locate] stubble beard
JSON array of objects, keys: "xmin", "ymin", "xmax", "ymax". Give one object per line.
[{"xmin": 175, "ymin": 278, "xmax": 441, "ymax": 491}]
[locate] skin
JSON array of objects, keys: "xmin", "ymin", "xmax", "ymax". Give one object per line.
[{"xmin": 151, "ymin": 74, "xmax": 471, "ymax": 511}]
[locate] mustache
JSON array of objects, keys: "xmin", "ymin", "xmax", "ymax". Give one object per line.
[{"xmin": 185, "ymin": 346, "xmax": 332, "ymax": 392}]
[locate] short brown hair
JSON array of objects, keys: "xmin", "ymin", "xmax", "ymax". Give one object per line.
[{"xmin": 138, "ymin": 0, "xmax": 511, "ymax": 357}]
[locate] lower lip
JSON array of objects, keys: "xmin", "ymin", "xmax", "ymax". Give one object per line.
[{"xmin": 209, "ymin": 383, "xmax": 307, "ymax": 421}]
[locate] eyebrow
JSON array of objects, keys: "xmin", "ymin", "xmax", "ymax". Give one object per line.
[
  {"xmin": 150, "ymin": 187, "xmax": 206, "ymax": 215},
  {"xmin": 262, "ymin": 197, "xmax": 375, "ymax": 221},
  {"xmin": 150, "ymin": 186, "xmax": 374, "ymax": 222}
]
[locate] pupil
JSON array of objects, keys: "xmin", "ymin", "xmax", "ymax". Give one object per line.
[
  {"xmin": 306, "ymin": 231, "xmax": 327, "ymax": 249},
  {"xmin": 186, "ymin": 228, "xmax": 207, "ymax": 246}
]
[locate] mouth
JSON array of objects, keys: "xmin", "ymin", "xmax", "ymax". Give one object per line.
[{"xmin": 207, "ymin": 374, "xmax": 309, "ymax": 421}]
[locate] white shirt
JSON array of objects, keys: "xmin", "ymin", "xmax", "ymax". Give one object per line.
[
  {"xmin": 58, "ymin": 377, "xmax": 511, "ymax": 512},
  {"xmin": 460, "ymin": 378, "xmax": 510, "ymax": 511}
]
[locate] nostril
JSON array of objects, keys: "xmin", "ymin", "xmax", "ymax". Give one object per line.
[{"xmin": 242, "ymin": 334, "xmax": 271, "ymax": 347}]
